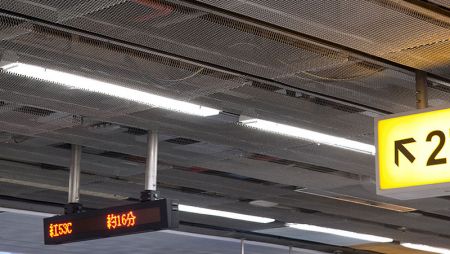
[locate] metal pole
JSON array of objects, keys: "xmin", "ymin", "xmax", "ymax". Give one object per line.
[
  {"xmin": 241, "ymin": 239, "xmax": 245, "ymax": 254},
  {"xmin": 289, "ymin": 246, "xmax": 292, "ymax": 254},
  {"xmin": 416, "ymin": 71, "xmax": 428, "ymax": 109},
  {"xmin": 145, "ymin": 131, "xmax": 158, "ymax": 191},
  {"xmin": 141, "ymin": 131, "xmax": 159, "ymax": 201},
  {"xmin": 68, "ymin": 144, "xmax": 81, "ymax": 203}
]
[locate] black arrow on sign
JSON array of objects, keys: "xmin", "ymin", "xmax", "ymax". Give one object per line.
[{"xmin": 395, "ymin": 138, "xmax": 416, "ymax": 166}]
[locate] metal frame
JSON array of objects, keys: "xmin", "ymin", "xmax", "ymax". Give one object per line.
[{"xmin": 375, "ymin": 106, "xmax": 450, "ymax": 199}]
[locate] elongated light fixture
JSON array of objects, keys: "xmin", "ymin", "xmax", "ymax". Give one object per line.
[
  {"xmin": 401, "ymin": 243, "xmax": 450, "ymax": 254},
  {"xmin": 178, "ymin": 204, "xmax": 275, "ymax": 223},
  {"xmin": 286, "ymin": 223, "xmax": 393, "ymax": 243},
  {"xmin": 1, "ymin": 63, "xmax": 220, "ymax": 117},
  {"xmin": 240, "ymin": 117, "xmax": 375, "ymax": 155}
]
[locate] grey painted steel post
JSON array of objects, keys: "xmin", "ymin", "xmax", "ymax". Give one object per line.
[
  {"xmin": 416, "ymin": 71, "xmax": 428, "ymax": 109},
  {"xmin": 68, "ymin": 144, "xmax": 81, "ymax": 203},
  {"xmin": 241, "ymin": 239, "xmax": 245, "ymax": 254},
  {"xmin": 289, "ymin": 246, "xmax": 292, "ymax": 254},
  {"xmin": 145, "ymin": 131, "xmax": 158, "ymax": 191}
]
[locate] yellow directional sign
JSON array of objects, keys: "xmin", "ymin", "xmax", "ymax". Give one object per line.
[{"xmin": 376, "ymin": 107, "xmax": 450, "ymax": 199}]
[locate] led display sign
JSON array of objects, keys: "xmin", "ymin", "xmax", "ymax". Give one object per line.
[
  {"xmin": 44, "ymin": 199, "xmax": 178, "ymax": 244},
  {"xmin": 376, "ymin": 107, "xmax": 450, "ymax": 199}
]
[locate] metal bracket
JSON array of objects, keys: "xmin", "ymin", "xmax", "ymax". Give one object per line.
[{"xmin": 64, "ymin": 202, "xmax": 83, "ymax": 214}]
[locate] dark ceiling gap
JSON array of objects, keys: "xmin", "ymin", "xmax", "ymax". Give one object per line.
[
  {"xmin": 187, "ymin": 166, "xmax": 282, "ymax": 186},
  {"xmin": 250, "ymin": 82, "xmax": 365, "ymax": 114},
  {"xmin": 431, "ymin": 83, "xmax": 450, "ymax": 93},
  {"xmin": 165, "ymin": 137, "xmax": 200, "ymax": 145},
  {"xmin": 125, "ymin": 127, "xmax": 147, "ymax": 136},
  {"xmin": 13, "ymin": 105, "xmax": 55, "ymax": 117},
  {"xmin": 0, "ymin": 158, "xmax": 68, "ymax": 172},
  {"xmin": 247, "ymin": 153, "xmax": 370, "ymax": 181}
]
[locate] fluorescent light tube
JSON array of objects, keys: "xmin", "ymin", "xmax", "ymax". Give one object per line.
[
  {"xmin": 240, "ymin": 117, "xmax": 375, "ymax": 155},
  {"xmin": 1, "ymin": 63, "xmax": 220, "ymax": 117},
  {"xmin": 286, "ymin": 223, "xmax": 393, "ymax": 243},
  {"xmin": 178, "ymin": 204, "xmax": 275, "ymax": 223},
  {"xmin": 401, "ymin": 243, "xmax": 450, "ymax": 254}
]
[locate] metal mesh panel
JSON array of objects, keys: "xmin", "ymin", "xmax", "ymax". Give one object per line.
[
  {"xmin": 1, "ymin": 0, "xmax": 448, "ymax": 115},
  {"xmin": 193, "ymin": 0, "xmax": 450, "ymax": 79},
  {"xmin": 385, "ymin": 38, "xmax": 450, "ymax": 77},
  {"xmin": 0, "ymin": 7, "xmax": 449, "ymax": 148},
  {"xmin": 0, "ymin": 0, "xmax": 128, "ymax": 23},
  {"xmin": 0, "ymin": 15, "xmax": 246, "ymax": 100},
  {"xmin": 0, "ymin": 0, "xmax": 448, "ymax": 175},
  {"xmin": 0, "ymin": 100, "xmax": 80, "ymax": 135},
  {"xmin": 61, "ymin": 3, "xmax": 350, "ymax": 79}
]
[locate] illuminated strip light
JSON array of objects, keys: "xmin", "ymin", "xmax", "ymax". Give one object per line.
[
  {"xmin": 286, "ymin": 223, "xmax": 393, "ymax": 243},
  {"xmin": 240, "ymin": 117, "xmax": 375, "ymax": 155},
  {"xmin": 178, "ymin": 204, "xmax": 275, "ymax": 223},
  {"xmin": 401, "ymin": 243, "xmax": 450, "ymax": 254},
  {"xmin": 1, "ymin": 63, "xmax": 220, "ymax": 117}
]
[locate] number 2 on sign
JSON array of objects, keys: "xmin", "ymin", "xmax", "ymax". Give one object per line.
[{"xmin": 426, "ymin": 130, "xmax": 447, "ymax": 166}]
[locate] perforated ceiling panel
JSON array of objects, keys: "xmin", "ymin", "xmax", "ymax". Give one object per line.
[
  {"xmin": 193, "ymin": 0, "xmax": 450, "ymax": 79},
  {"xmin": 2, "ymin": 0, "xmax": 449, "ymax": 116}
]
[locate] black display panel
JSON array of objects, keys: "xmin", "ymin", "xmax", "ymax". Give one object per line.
[{"xmin": 43, "ymin": 199, "xmax": 178, "ymax": 245}]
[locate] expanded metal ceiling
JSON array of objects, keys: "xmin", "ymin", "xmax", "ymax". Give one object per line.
[
  {"xmin": 0, "ymin": 0, "xmax": 450, "ymax": 253},
  {"xmin": 193, "ymin": 0, "xmax": 450, "ymax": 78}
]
